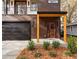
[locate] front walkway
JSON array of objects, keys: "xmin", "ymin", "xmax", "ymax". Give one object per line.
[{"xmin": 2, "ymin": 39, "xmax": 67, "ymax": 59}]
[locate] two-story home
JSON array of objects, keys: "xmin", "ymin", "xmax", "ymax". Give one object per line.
[{"xmin": 2, "ymin": 0, "xmax": 67, "ymax": 42}]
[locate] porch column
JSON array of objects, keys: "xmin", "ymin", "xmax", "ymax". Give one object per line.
[
  {"xmin": 64, "ymin": 15, "xmax": 67, "ymax": 42},
  {"xmin": 37, "ymin": 14, "xmax": 40, "ymax": 43}
]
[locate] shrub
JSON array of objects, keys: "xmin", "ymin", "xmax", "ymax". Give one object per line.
[
  {"xmin": 27, "ymin": 41, "xmax": 35, "ymax": 50},
  {"xmin": 67, "ymin": 36, "xmax": 77, "ymax": 54},
  {"xmin": 48, "ymin": 51, "xmax": 57, "ymax": 57},
  {"xmin": 34, "ymin": 51, "xmax": 42, "ymax": 58},
  {"xmin": 64, "ymin": 50, "xmax": 72, "ymax": 56},
  {"xmin": 43, "ymin": 41, "xmax": 50, "ymax": 50},
  {"xmin": 52, "ymin": 41, "xmax": 60, "ymax": 48}
]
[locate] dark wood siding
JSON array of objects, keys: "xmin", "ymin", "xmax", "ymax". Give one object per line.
[{"xmin": 38, "ymin": 0, "xmax": 60, "ymax": 11}]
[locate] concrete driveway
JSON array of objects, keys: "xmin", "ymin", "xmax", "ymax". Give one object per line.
[{"xmin": 2, "ymin": 41, "xmax": 29, "ymax": 59}]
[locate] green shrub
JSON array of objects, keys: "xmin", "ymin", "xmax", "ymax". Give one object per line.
[
  {"xmin": 27, "ymin": 41, "xmax": 35, "ymax": 50},
  {"xmin": 34, "ymin": 51, "xmax": 42, "ymax": 58},
  {"xmin": 19, "ymin": 56, "xmax": 28, "ymax": 59},
  {"xmin": 52, "ymin": 41, "xmax": 60, "ymax": 48},
  {"xmin": 64, "ymin": 50, "xmax": 72, "ymax": 56},
  {"xmin": 43, "ymin": 41, "xmax": 50, "ymax": 50},
  {"xmin": 48, "ymin": 51, "xmax": 57, "ymax": 57},
  {"xmin": 67, "ymin": 36, "xmax": 77, "ymax": 54}
]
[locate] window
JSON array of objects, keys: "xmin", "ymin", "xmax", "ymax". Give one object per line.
[
  {"xmin": 11, "ymin": 1, "xmax": 13, "ymax": 5},
  {"xmin": 2, "ymin": 0, "xmax": 4, "ymax": 11},
  {"xmin": 30, "ymin": 4, "xmax": 37, "ymax": 11},
  {"xmin": 27, "ymin": 0, "xmax": 37, "ymax": 14},
  {"xmin": 7, "ymin": 0, "xmax": 10, "ymax": 11},
  {"xmin": 48, "ymin": 0, "xmax": 59, "ymax": 3}
]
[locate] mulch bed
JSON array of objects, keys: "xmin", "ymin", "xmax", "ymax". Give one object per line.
[{"xmin": 16, "ymin": 45, "xmax": 76, "ymax": 59}]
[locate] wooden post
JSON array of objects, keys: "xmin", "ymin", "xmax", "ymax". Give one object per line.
[
  {"xmin": 37, "ymin": 14, "xmax": 40, "ymax": 43},
  {"xmin": 64, "ymin": 15, "xmax": 67, "ymax": 42}
]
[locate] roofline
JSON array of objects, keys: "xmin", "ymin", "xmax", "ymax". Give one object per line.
[{"xmin": 37, "ymin": 11, "xmax": 67, "ymax": 14}]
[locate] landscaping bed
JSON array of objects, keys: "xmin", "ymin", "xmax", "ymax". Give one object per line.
[
  {"xmin": 16, "ymin": 45, "xmax": 76, "ymax": 59},
  {"xmin": 16, "ymin": 36, "xmax": 77, "ymax": 59}
]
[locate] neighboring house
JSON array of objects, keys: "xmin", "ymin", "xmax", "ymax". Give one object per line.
[
  {"xmin": 66, "ymin": 4, "xmax": 77, "ymax": 36},
  {"xmin": 66, "ymin": 23, "xmax": 77, "ymax": 36},
  {"xmin": 2, "ymin": 0, "xmax": 67, "ymax": 42}
]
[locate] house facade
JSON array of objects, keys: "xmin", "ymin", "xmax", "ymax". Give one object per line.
[{"xmin": 2, "ymin": 0, "xmax": 67, "ymax": 42}]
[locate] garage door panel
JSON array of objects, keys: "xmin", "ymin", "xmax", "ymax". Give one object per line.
[{"xmin": 2, "ymin": 22, "xmax": 31, "ymax": 40}]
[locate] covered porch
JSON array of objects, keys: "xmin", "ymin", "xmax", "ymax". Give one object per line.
[{"xmin": 36, "ymin": 11, "xmax": 67, "ymax": 43}]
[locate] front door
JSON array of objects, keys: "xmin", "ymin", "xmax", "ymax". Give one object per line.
[{"xmin": 47, "ymin": 22, "xmax": 55, "ymax": 38}]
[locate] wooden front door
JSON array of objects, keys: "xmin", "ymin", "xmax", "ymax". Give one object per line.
[{"xmin": 47, "ymin": 22, "xmax": 55, "ymax": 38}]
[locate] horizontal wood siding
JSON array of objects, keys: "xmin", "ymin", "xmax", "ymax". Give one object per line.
[{"xmin": 38, "ymin": 0, "xmax": 60, "ymax": 11}]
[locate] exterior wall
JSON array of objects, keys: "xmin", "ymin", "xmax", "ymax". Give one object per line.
[
  {"xmin": 67, "ymin": 25, "xmax": 77, "ymax": 36},
  {"xmin": 38, "ymin": 0, "xmax": 60, "ymax": 11},
  {"xmin": 2, "ymin": 0, "xmax": 60, "ymax": 14},
  {"xmin": 2, "ymin": 15, "xmax": 61, "ymax": 39},
  {"xmin": 2, "ymin": 15, "xmax": 37, "ymax": 39}
]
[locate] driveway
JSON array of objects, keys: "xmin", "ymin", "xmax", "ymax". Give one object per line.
[{"xmin": 2, "ymin": 41, "xmax": 29, "ymax": 59}]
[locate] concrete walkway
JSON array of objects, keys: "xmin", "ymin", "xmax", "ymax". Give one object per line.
[{"xmin": 2, "ymin": 39, "xmax": 67, "ymax": 59}]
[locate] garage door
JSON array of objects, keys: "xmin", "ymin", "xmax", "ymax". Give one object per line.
[{"xmin": 2, "ymin": 21, "xmax": 31, "ymax": 40}]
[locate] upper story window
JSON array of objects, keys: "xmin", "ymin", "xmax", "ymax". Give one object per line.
[
  {"xmin": 30, "ymin": 4, "xmax": 37, "ymax": 11},
  {"xmin": 27, "ymin": 0, "xmax": 38, "ymax": 14},
  {"xmin": 7, "ymin": 0, "xmax": 10, "ymax": 11},
  {"xmin": 48, "ymin": 0, "xmax": 59, "ymax": 3}
]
